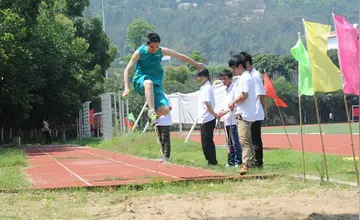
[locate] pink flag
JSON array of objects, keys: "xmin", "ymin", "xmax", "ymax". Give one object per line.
[{"xmin": 333, "ymin": 14, "xmax": 360, "ymax": 95}]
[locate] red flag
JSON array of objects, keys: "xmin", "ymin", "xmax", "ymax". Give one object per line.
[
  {"xmin": 89, "ymin": 109, "xmax": 94, "ymax": 125},
  {"xmin": 263, "ymin": 72, "xmax": 288, "ymax": 108}
]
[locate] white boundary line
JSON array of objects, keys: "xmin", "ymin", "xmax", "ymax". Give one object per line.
[
  {"xmin": 35, "ymin": 146, "xmax": 92, "ymax": 186},
  {"xmin": 75, "ymin": 149, "xmax": 182, "ymax": 180},
  {"xmin": 262, "ymin": 132, "xmax": 328, "ymax": 135}
]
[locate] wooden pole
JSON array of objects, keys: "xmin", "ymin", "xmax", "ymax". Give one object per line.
[
  {"xmin": 314, "ymin": 93, "xmax": 329, "ymax": 181},
  {"xmin": 276, "ymin": 105, "xmax": 293, "ymax": 149},
  {"xmin": 299, "ymin": 94, "xmax": 306, "ymax": 180},
  {"xmin": 343, "ymin": 94, "xmax": 359, "ymax": 186}
]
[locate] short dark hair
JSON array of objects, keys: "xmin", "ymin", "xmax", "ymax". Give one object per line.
[
  {"xmin": 146, "ymin": 33, "xmax": 161, "ymax": 44},
  {"xmin": 228, "ymin": 53, "xmax": 247, "ymax": 69},
  {"xmin": 240, "ymin": 51, "xmax": 252, "ymax": 65},
  {"xmin": 196, "ymin": 68, "xmax": 210, "ymax": 79},
  {"xmin": 220, "ymin": 69, "xmax": 233, "ymax": 78}
]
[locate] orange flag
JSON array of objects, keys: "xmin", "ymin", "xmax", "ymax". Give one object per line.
[
  {"xmin": 89, "ymin": 109, "xmax": 94, "ymax": 125},
  {"xmin": 263, "ymin": 72, "xmax": 288, "ymax": 108}
]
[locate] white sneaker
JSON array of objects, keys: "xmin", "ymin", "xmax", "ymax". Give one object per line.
[
  {"xmin": 225, "ymin": 164, "xmax": 235, "ymax": 168},
  {"xmin": 155, "ymin": 157, "xmax": 169, "ymax": 162}
]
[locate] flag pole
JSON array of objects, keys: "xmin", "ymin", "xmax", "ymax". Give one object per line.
[
  {"xmin": 314, "ymin": 93, "xmax": 329, "ymax": 181},
  {"xmin": 343, "ymin": 94, "xmax": 359, "ymax": 186},
  {"xmin": 298, "ymin": 93, "xmax": 305, "ymax": 179},
  {"xmin": 276, "ymin": 104, "xmax": 293, "ymax": 149},
  {"xmin": 332, "ymin": 12, "xmax": 360, "ymax": 186},
  {"xmin": 297, "ymin": 31, "xmax": 306, "ymax": 180}
]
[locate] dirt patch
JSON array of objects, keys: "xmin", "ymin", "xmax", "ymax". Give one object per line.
[
  {"xmin": 0, "ymin": 179, "xmax": 358, "ymax": 219},
  {"xmin": 97, "ymin": 188, "xmax": 358, "ymax": 219}
]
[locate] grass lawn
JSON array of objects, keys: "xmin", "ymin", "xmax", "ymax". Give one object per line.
[
  {"xmin": 0, "ymin": 147, "xmax": 31, "ymax": 190},
  {"xmin": 0, "ymin": 134, "xmax": 358, "ymax": 219},
  {"xmin": 262, "ymin": 122, "xmax": 360, "ymax": 134},
  {"xmin": 0, "ymin": 175, "xmax": 354, "ymax": 219}
]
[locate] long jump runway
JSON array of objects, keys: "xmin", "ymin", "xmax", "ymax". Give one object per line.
[{"xmin": 25, "ymin": 145, "xmax": 229, "ymax": 189}]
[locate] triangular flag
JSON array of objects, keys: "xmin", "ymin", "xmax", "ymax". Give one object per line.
[
  {"xmin": 290, "ymin": 36, "xmax": 314, "ymax": 96},
  {"xmin": 264, "ymin": 72, "xmax": 288, "ymax": 108},
  {"xmin": 333, "ymin": 14, "xmax": 360, "ymax": 95},
  {"xmin": 303, "ymin": 19, "xmax": 342, "ymax": 93},
  {"xmin": 127, "ymin": 112, "xmax": 136, "ymax": 122}
]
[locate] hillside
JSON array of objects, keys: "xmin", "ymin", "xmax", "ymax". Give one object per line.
[{"xmin": 88, "ymin": 0, "xmax": 357, "ymax": 63}]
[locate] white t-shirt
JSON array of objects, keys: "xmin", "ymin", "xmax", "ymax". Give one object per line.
[
  {"xmin": 233, "ymin": 71, "xmax": 256, "ymax": 122},
  {"xmin": 223, "ymin": 83, "xmax": 237, "ymax": 126},
  {"xmin": 43, "ymin": 120, "xmax": 49, "ymax": 131},
  {"xmin": 198, "ymin": 81, "xmax": 216, "ymax": 124},
  {"xmin": 157, "ymin": 95, "xmax": 172, "ymax": 126},
  {"xmin": 250, "ymin": 68, "xmax": 266, "ymax": 121}
]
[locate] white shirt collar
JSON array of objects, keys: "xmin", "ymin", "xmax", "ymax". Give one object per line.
[{"xmin": 249, "ymin": 67, "xmax": 257, "ymax": 75}]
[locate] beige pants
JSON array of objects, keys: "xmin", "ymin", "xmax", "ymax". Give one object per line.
[{"xmin": 237, "ymin": 119, "xmax": 255, "ymax": 167}]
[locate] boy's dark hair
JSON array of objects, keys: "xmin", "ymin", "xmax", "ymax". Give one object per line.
[
  {"xmin": 228, "ymin": 53, "xmax": 247, "ymax": 69},
  {"xmin": 220, "ymin": 69, "xmax": 233, "ymax": 78},
  {"xmin": 146, "ymin": 33, "xmax": 161, "ymax": 44},
  {"xmin": 240, "ymin": 51, "xmax": 252, "ymax": 66},
  {"xmin": 196, "ymin": 68, "xmax": 210, "ymax": 79}
]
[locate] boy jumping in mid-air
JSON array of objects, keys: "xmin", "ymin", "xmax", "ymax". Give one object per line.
[{"xmin": 122, "ymin": 33, "xmax": 204, "ymax": 125}]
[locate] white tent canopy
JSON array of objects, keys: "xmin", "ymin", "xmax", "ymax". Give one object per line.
[{"xmin": 167, "ymin": 76, "xmax": 240, "ymax": 125}]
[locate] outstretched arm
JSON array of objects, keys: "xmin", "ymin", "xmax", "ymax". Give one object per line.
[
  {"xmin": 162, "ymin": 47, "xmax": 204, "ymax": 70},
  {"xmin": 122, "ymin": 50, "xmax": 140, "ymax": 97}
]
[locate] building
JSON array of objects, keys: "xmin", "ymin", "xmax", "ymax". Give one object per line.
[{"xmin": 327, "ymin": 24, "xmax": 359, "ymax": 50}]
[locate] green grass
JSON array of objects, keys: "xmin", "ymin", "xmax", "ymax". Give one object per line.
[
  {"xmin": 0, "ymin": 133, "xmax": 357, "ymax": 219},
  {"xmin": 263, "ymin": 122, "xmax": 359, "ymax": 134},
  {"xmin": 0, "ymin": 147, "xmax": 31, "ymax": 190},
  {"xmin": 0, "ymin": 176, "xmax": 353, "ymax": 219},
  {"xmin": 71, "ymin": 133, "xmax": 359, "ymax": 183}
]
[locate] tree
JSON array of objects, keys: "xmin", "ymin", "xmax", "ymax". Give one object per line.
[
  {"xmin": 253, "ymin": 53, "xmax": 297, "ymax": 81},
  {"xmin": 65, "ymin": 0, "xmax": 90, "ymax": 18},
  {"xmin": 125, "ymin": 18, "xmax": 156, "ymax": 52},
  {"xmin": 164, "ymin": 65, "xmax": 190, "ymax": 84},
  {"xmin": 0, "ymin": 0, "xmax": 117, "ymax": 142},
  {"xmin": 188, "ymin": 51, "xmax": 207, "ymax": 71}
]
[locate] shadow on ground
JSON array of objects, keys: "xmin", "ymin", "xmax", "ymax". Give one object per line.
[
  {"xmin": 306, "ymin": 213, "xmax": 358, "ymax": 220},
  {"xmin": 205, "ymin": 213, "xmax": 358, "ymax": 220}
]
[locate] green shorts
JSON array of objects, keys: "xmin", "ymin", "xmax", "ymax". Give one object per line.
[{"xmin": 134, "ymin": 75, "xmax": 169, "ymax": 110}]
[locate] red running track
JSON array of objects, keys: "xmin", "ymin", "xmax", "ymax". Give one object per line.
[
  {"xmin": 178, "ymin": 132, "xmax": 360, "ymax": 157},
  {"xmin": 25, "ymin": 145, "xmax": 225, "ymax": 189}
]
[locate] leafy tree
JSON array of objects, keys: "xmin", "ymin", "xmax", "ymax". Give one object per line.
[
  {"xmin": 0, "ymin": 0, "xmax": 117, "ymax": 142},
  {"xmin": 125, "ymin": 18, "xmax": 156, "ymax": 52},
  {"xmin": 188, "ymin": 51, "xmax": 207, "ymax": 71}
]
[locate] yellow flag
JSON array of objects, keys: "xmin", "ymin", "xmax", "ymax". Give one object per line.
[{"xmin": 303, "ymin": 20, "xmax": 342, "ymax": 92}]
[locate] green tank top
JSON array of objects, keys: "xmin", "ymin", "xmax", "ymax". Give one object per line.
[{"xmin": 134, "ymin": 44, "xmax": 164, "ymax": 85}]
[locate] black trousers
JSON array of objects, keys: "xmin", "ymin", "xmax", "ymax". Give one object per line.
[
  {"xmin": 200, "ymin": 119, "xmax": 217, "ymax": 165},
  {"xmin": 251, "ymin": 120, "xmax": 263, "ymax": 166},
  {"xmin": 44, "ymin": 131, "xmax": 52, "ymax": 144},
  {"xmin": 157, "ymin": 126, "xmax": 171, "ymax": 158}
]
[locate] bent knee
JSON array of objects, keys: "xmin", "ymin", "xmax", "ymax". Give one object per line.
[
  {"xmin": 157, "ymin": 106, "xmax": 170, "ymax": 115},
  {"xmin": 143, "ymin": 80, "xmax": 153, "ymax": 88}
]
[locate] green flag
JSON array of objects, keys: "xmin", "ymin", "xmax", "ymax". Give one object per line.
[
  {"xmin": 290, "ymin": 37, "xmax": 314, "ymax": 96},
  {"xmin": 127, "ymin": 112, "xmax": 136, "ymax": 122}
]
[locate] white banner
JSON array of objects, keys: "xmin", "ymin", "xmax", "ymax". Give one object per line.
[{"xmin": 167, "ymin": 76, "xmax": 240, "ymax": 124}]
